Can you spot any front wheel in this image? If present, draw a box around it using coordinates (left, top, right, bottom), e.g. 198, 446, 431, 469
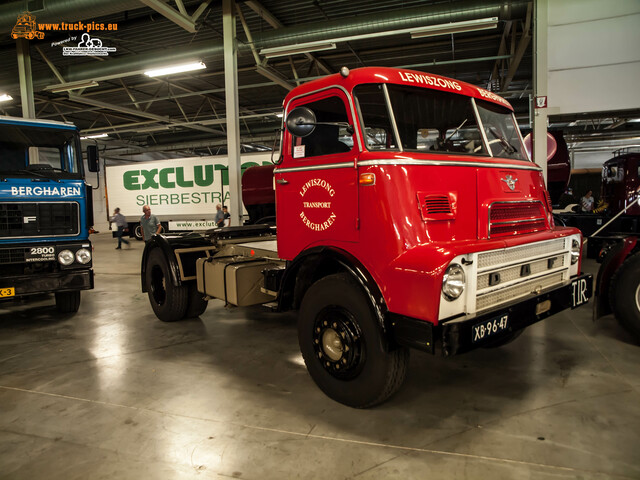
55, 290, 81, 313
610, 253, 640, 342
298, 273, 409, 408
145, 248, 188, 322
134, 225, 143, 241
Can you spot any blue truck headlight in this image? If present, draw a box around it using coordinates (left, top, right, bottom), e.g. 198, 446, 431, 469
75, 248, 91, 264
58, 249, 74, 266
442, 264, 465, 301
571, 239, 580, 265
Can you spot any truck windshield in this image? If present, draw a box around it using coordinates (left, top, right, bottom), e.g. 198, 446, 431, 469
0, 123, 82, 176
354, 83, 527, 161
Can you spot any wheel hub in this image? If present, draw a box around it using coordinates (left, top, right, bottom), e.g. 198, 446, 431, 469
312, 307, 363, 379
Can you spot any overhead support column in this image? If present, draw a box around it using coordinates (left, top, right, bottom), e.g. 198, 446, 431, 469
533, 0, 548, 184
223, 0, 243, 227
16, 39, 36, 119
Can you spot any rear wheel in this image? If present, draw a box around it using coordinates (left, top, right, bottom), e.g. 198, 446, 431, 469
185, 282, 208, 318
298, 273, 409, 408
55, 290, 81, 313
146, 248, 188, 322
134, 225, 143, 241
610, 253, 640, 341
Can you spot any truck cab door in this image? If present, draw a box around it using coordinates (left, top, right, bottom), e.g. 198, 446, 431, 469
275, 89, 360, 260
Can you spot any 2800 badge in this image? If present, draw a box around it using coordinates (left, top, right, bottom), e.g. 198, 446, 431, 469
25, 246, 56, 262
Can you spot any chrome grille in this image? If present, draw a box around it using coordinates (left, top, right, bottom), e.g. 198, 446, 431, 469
477, 238, 566, 270
476, 272, 566, 311
477, 254, 565, 290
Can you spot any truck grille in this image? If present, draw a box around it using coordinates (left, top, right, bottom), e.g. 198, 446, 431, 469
475, 238, 569, 313
0, 203, 79, 238
489, 201, 546, 237
0, 247, 27, 264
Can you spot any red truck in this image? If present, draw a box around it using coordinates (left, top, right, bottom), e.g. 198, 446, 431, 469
141, 67, 592, 407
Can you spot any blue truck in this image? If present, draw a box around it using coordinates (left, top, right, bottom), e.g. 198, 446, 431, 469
0, 116, 97, 313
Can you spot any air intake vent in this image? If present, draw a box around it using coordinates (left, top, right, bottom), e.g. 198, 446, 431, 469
489, 201, 547, 237
424, 195, 452, 214
417, 192, 455, 221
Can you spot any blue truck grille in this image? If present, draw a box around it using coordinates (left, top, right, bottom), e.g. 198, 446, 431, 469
0, 247, 27, 264
0, 203, 79, 238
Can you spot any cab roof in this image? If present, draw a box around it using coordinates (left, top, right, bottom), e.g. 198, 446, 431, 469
0, 115, 77, 130
283, 66, 513, 111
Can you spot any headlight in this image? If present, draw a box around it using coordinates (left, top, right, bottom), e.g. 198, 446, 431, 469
75, 248, 91, 264
442, 264, 465, 301
571, 239, 580, 265
58, 249, 74, 266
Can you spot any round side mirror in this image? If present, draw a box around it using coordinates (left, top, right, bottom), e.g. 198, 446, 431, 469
286, 107, 316, 137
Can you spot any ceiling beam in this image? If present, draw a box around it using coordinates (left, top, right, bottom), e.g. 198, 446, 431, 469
139, 0, 197, 33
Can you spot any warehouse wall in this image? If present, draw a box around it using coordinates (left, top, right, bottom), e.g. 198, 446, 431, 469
547, 0, 640, 115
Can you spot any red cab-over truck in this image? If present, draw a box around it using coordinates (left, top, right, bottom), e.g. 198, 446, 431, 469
141, 67, 593, 407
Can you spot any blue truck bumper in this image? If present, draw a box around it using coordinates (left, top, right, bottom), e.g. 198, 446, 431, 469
0, 268, 93, 299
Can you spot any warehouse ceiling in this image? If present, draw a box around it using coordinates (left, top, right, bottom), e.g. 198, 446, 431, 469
0, 0, 638, 161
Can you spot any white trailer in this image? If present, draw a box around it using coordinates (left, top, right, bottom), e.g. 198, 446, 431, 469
104, 153, 273, 238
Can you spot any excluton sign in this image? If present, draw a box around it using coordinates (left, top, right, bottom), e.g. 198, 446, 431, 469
105, 155, 272, 219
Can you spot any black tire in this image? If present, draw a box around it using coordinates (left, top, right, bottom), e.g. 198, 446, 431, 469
482, 329, 524, 348
298, 273, 409, 408
185, 282, 208, 318
146, 248, 188, 322
134, 225, 143, 241
55, 290, 81, 313
610, 253, 640, 342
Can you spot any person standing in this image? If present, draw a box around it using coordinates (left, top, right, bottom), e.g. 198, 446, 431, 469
140, 205, 162, 242
223, 205, 231, 227
111, 207, 130, 249
580, 190, 594, 212
215, 203, 225, 228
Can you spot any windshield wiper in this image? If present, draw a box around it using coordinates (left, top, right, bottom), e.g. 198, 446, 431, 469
19, 165, 63, 181
487, 127, 517, 155
445, 118, 468, 142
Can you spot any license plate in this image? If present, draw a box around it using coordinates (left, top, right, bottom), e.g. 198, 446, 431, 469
571, 276, 592, 309
472, 314, 509, 344
0, 287, 15, 298
25, 246, 56, 263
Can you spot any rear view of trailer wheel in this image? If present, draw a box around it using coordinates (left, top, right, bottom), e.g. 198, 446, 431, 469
610, 253, 640, 341
298, 273, 409, 408
146, 248, 188, 322
185, 282, 208, 318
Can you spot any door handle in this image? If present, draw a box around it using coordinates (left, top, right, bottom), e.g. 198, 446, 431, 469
276, 178, 289, 185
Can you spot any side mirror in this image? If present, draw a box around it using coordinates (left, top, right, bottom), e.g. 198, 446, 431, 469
286, 107, 316, 137
86, 145, 99, 172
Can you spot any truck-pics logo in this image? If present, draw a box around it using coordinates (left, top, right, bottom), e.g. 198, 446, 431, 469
299, 178, 337, 232
11, 12, 45, 40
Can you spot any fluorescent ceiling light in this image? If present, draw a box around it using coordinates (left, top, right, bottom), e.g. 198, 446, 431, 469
260, 42, 336, 58
80, 133, 108, 139
0, 94, 13, 102
144, 61, 206, 77
46, 80, 99, 93
410, 17, 498, 38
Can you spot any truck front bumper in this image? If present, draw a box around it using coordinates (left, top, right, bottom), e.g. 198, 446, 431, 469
391, 273, 593, 356
0, 269, 94, 299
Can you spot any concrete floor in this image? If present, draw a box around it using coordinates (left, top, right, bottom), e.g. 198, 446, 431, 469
0, 232, 639, 480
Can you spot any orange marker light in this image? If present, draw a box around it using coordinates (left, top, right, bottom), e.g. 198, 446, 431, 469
359, 173, 376, 186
